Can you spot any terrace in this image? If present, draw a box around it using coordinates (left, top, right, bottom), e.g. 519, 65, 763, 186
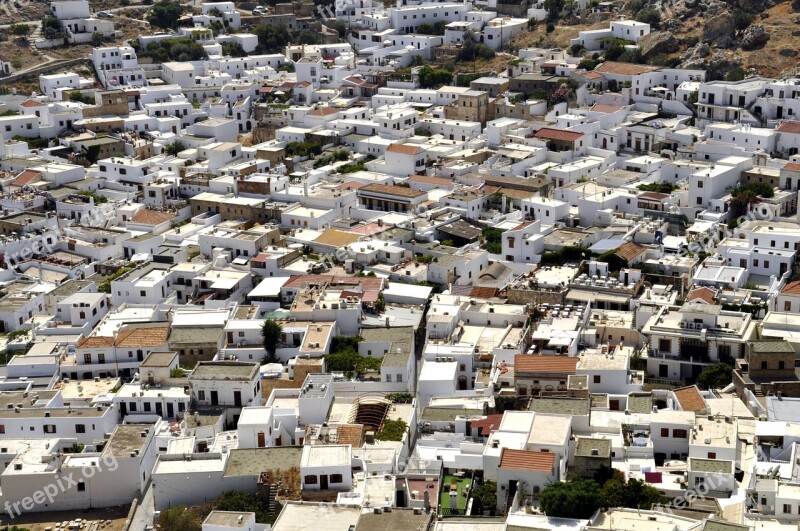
439, 471, 472, 516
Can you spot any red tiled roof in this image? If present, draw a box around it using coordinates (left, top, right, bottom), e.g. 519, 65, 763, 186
514, 354, 579, 374
349, 223, 389, 236
782, 280, 800, 295
449, 285, 498, 299
776, 121, 800, 134
20, 99, 45, 108
687, 286, 716, 304
115, 326, 170, 347
131, 209, 176, 225
499, 448, 555, 472
673, 385, 707, 412
360, 183, 426, 198
295, 81, 311, 88
784, 162, 800, 172
387, 143, 423, 155
76, 336, 114, 349
638, 191, 669, 201
533, 127, 583, 142
591, 104, 623, 114
615, 242, 646, 262
510, 221, 534, 232
595, 61, 659, 76
13, 170, 42, 187
308, 106, 339, 116
583, 71, 604, 80
471, 414, 503, 436
408, 174, 453, 187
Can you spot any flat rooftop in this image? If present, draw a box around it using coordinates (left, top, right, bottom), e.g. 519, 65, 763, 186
224, 447, 303, 477
104, 424, 153, 458
190, 361, 258, 380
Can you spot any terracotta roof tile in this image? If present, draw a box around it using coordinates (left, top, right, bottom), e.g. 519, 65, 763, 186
13, 170, 42, 187
687, 286, 716, 304
308, 107, 339, 117
359, 183, 426, 198
783, 162, 800, 172
615, 242, 646, 262
20, 99, 46, 108
449, 285, 498, 299
131, 209, 176, 225
408, 174, 454, 186
514, 354, 579, 374
115, 325, 170, 348
470, 414, 503, 436
673, 385, 707, 412
76, 336, 114, 349
386, 143, 424, 156
533, 127, 584, 142
776, 121, 800, 134
591, 104, 623, 114
583, 71, 604, 80
782, 280, 800, 295
499, 448, 555, 472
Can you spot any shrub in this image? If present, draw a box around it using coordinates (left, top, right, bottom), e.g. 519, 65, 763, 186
546, 22, 555, 33
732, 9, 755, 30
635, 7, 660, 28
726, 66, 746, 81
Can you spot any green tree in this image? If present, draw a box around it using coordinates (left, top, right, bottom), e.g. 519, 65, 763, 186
540, 479, 604, 518
254, 23, 291, 54
376, 418, 407, 441
91, 32, 105, 47
146, 0, 184, 30
155, 506, 203, 531
635, 7, 660, 29
417, 65, 453, 89
261, 319, 283, 360
221, 41, 247, 57
458, 32, 495, 62
698, 363, 733, 390
164, 140, 186, 156
295, 28, 322, 45
416, 22, 446, 35
544, 0, 564, 21
726, 66, 746, 81
471, 481, 497, 514
42, 16, 62, 40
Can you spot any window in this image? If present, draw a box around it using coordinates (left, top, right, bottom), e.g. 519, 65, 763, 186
44, 425, 56, 434
786, 301, 792, 311
385, 374, 392, 382
198, 390, 206, 401
784, 504, 792, 514
78, 482, 86, 492
0, 425, 4, 434
129, 402, 137, 412
660, 428, 669, 437
84, 354, 92, 364
397, 374, 403, 383
658, 339, 671, 352
697, 180, 703, 188
76, 424, 86, 434
673, 429, 688, 438
593, 375, 601, 384
304, 475, 318, 485
144, 402, 151, 412
98, 354, 105, 364
330, 473, 343, 483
